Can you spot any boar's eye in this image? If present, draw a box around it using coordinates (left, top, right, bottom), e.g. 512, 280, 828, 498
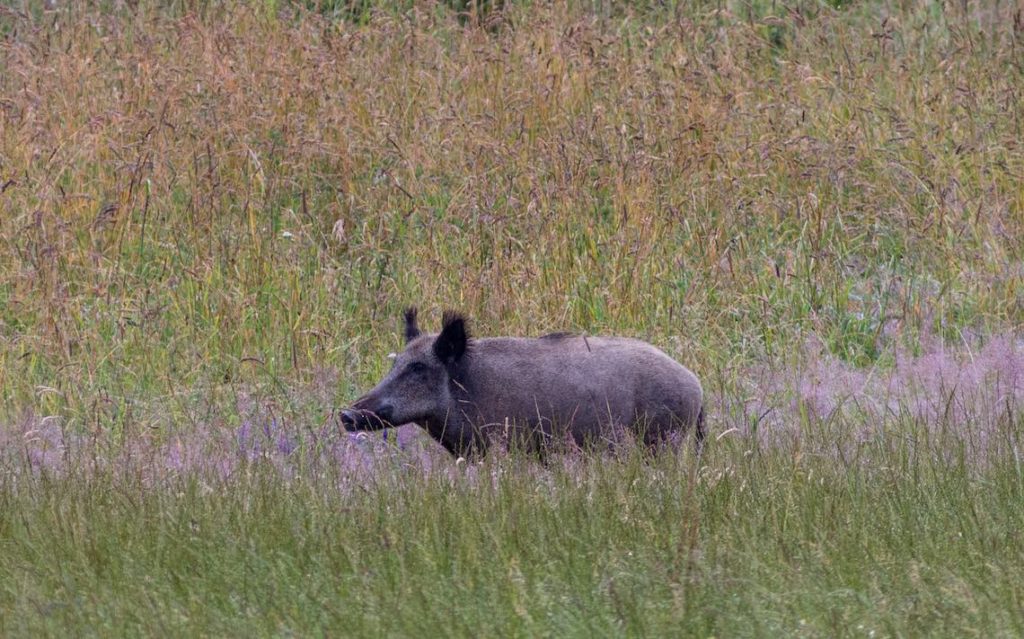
408, 362, 427, 374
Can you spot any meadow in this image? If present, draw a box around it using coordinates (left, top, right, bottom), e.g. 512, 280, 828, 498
1, 0, 1022, 635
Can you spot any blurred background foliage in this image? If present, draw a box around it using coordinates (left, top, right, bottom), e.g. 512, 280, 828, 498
0, 0, 1021, 431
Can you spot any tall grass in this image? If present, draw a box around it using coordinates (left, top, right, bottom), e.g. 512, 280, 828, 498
1, 0, 1023, 635
2, 421, 1022, 636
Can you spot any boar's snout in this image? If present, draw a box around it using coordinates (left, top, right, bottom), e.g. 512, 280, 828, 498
338, 409, 362, 431
339, 397, 395, 432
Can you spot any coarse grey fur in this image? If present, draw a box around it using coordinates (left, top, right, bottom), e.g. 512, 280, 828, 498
341, 308, 705, 458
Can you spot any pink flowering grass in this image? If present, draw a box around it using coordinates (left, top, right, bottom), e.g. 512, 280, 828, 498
0, 404, 445, 486
4, 332, 1020, 484
710, 331, 1022, 468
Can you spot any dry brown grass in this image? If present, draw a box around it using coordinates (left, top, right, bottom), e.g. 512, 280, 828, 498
0, 1, 1021, 424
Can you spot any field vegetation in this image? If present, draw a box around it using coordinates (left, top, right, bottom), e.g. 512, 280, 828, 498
1, 0, 1022, 635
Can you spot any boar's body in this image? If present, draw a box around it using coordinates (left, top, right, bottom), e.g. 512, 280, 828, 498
453, 335, 702, 447
341, 310, 704, 458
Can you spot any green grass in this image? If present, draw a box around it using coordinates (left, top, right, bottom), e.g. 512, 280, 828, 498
2, 434, 1022, 637
1, 0, 1023, 635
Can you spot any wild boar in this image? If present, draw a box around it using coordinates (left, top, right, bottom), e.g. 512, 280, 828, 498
340, 308, 704, 457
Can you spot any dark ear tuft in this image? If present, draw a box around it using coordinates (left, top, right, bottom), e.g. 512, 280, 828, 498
433, 310, 470, 365
404, 307, 421, 343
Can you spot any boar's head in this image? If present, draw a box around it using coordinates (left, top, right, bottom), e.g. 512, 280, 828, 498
340, 307, 469, 432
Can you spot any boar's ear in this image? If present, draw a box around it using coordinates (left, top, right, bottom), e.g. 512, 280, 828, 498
404, 307, 421, 343
433, 311, 469, 365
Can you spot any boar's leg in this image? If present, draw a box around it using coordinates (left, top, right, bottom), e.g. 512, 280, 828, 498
694, 406, 706, 456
